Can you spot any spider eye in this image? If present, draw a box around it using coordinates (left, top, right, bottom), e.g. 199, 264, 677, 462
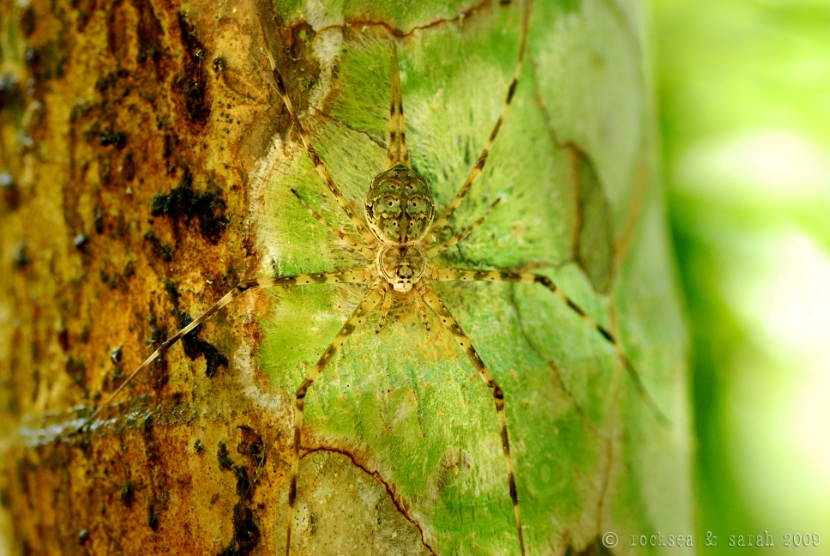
388, 201, 393, 206
412, 202, 417, 207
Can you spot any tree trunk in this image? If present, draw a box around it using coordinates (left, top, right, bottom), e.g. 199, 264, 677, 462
0, 0, 693, 554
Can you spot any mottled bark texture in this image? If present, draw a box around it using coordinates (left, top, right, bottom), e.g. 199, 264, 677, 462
0, 0, 693, 555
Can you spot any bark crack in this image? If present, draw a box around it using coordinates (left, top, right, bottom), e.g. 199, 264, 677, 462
528, 56, 616, 295
301, 444, 438, 556
613, 159, 648, 266
506, 284, 606, 440
315, 0, 497, 39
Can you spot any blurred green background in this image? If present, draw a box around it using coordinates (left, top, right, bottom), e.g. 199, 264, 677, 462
653, 0, 830, 552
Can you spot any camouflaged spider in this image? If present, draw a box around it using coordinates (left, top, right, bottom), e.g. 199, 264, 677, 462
80, 1, 666, 554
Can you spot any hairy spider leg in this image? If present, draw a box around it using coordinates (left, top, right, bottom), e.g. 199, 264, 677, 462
417, 283, 525, 556
427, 0, 531, 243
286, 281, 388, 556
384, 46, 411, 170
375, 288, 395, 333
432, 267, 669, 425
78, 268, 376, 431
290, 188, 375, 259
258, 26, 376, 247
426, 198, 502, 257
413, 288, 431, 332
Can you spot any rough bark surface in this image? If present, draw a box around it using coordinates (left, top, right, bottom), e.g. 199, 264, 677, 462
0, 0, 692, 555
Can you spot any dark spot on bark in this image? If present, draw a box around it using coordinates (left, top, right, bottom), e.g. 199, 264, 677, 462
65, 356, 86, 388
147, 503, 160, 531
163, 280, 180, 307
19, 4, 36, 37
174, 12, 210, 124
217, 437, 262, 556
237, 426, 266, 469
142, 413, 154, 435
99, 128, 127, 148
143, 231, 173, 261
162, 280, 228, 378
134, 0, 165, 65
194, 439, 204, 455
94, 69, 130, 95
12, 242, 28, 268
150, 168, 228, 243
121, 150, 136, 180
178, 311, 228, 378
72, 0, 96, 31
120, 482, 134, 508
217, 442, 234, 471
110, 345, 123, 365
1, 172, 19, 208
0, 73, 22, 112
73, 234, 88, 251
94, 206, 104, 234
58, 326, 69, 352
213, 56, 227, 73
24, 37, 67, 83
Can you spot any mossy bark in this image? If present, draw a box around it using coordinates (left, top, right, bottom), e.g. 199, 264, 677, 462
0, 0, 692, 554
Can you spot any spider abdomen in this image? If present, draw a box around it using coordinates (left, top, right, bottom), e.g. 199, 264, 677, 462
365, 163, 435, 245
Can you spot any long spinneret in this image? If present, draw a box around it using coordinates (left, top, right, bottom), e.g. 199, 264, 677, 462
78, 1, 667, 554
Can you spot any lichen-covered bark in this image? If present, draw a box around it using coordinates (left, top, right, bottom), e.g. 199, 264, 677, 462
0, 0, 692, 555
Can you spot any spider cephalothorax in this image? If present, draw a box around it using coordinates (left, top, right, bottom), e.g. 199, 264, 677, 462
376, 243, 427, 292
364, 163, 435, 246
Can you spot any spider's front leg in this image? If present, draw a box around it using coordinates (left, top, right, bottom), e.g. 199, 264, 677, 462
415, 283, 526, 556
78, 266, 376, 431
432, 267, 669, 425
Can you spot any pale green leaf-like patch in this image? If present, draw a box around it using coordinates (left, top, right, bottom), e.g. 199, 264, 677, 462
253, 0, 692, 553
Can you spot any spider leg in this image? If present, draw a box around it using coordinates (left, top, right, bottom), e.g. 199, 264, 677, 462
427, 0, 531, 242
286, 281, 386, 555
375, 287, 394, 333
412, 288, 431, 332
290, 188, 374, 258
384, 46, 411, 169
77, 267, 376, 432
416, 283, 525, 556
258, 25, 376, 246
432, 267, 669, 425
425, 198, 501, 256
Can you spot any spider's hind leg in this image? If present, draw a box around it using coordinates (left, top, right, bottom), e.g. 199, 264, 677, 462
417, 283, 526, 556
286, 281, 386, 555
432, 267, 670, 425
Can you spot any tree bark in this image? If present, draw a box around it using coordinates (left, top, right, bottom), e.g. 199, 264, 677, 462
0, 0, 693, 554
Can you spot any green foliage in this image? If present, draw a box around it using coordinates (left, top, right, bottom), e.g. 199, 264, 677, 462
656, 0, 830, 551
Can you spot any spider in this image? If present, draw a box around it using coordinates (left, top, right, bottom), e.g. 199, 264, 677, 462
79, 1, 666, 554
